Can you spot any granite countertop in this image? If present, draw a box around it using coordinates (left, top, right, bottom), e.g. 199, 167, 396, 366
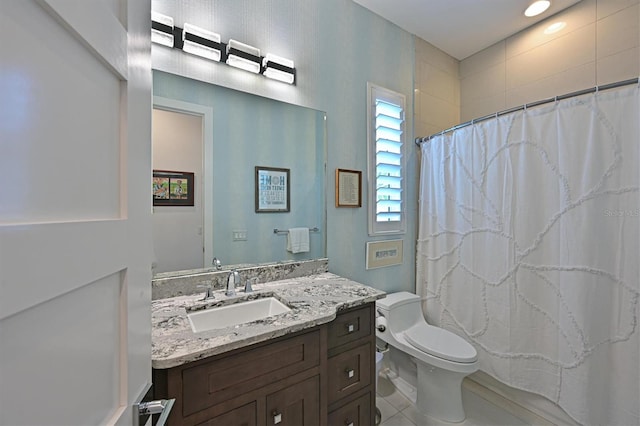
152, 272, 386, 369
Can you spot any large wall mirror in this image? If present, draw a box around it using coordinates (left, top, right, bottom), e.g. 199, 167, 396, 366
152, 70, 327, 275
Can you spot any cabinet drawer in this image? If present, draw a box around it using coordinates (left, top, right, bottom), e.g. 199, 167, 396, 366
327, 305, 372, 349
266, 375, 320, 426
328, 392, 371, 426
182, 331, 320, 417
197, 401, 257, 426
327, 343, 371, 404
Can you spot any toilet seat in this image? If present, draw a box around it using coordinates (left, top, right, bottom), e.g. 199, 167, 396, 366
404, 324, 477, 363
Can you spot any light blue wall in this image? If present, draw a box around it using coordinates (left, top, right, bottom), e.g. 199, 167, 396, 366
152, 0, 416, 293
154, 72, 326, 264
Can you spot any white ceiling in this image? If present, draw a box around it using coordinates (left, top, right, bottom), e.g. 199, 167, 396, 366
352, 0, 582, 60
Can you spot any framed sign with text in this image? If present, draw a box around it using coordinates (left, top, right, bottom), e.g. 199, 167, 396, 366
255, 166, 290, 213
366, 239, 403, 269
335, 168, 362, 207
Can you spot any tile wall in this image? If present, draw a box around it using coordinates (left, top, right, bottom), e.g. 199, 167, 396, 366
460, 0, 639, 122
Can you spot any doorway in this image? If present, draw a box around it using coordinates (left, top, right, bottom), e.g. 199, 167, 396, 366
152, 108, 204, 273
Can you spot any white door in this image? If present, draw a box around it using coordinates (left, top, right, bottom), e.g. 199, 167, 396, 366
0, 1, 152, 425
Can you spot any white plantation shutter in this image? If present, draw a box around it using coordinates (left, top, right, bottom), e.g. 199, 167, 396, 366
367, 83, 406, 235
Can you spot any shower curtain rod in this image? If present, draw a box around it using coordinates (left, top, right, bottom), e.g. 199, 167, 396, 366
415, 77, 639, 145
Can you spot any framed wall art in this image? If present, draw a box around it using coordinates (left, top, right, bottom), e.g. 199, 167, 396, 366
153, 170, 194, 206
366, 239, 403, 269
255, 166, 290, 213
336, 168, 362, 207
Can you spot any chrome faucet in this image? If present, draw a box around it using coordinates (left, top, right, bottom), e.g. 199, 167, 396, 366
225, 270, 240, 296
212, 257, 222, 270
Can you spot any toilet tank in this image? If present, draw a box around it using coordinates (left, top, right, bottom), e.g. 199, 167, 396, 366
376, 292, 424, 332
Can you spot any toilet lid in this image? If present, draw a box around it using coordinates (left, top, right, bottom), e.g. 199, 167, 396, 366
404, 324, 478, 363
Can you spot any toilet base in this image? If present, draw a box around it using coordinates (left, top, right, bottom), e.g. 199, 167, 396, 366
416, 361, 467, 423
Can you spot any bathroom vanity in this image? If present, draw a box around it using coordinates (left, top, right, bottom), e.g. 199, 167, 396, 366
151, 272, 385, 425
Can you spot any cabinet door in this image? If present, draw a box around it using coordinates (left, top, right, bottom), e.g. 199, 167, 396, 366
266, 375, 320, 426
198, 401, 257, 426
328, 393, 371, 426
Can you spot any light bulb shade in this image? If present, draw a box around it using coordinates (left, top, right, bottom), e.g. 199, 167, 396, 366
544, 21, 566, 34
151, 11, 174, 47
262, 53, 295, 84
525, 0, 551, 17
226, 39, 261, 74
182, 23, 222, 61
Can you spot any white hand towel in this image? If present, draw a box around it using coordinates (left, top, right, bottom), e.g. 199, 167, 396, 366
287, 227, 310, 254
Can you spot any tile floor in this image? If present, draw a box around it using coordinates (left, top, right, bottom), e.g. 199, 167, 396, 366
376, 374, 530, 426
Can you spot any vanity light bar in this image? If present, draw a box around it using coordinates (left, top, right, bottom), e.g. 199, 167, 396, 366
226, 39, 262, 74
151, 11, 175, 47
151, 12, 297, 84
262, 53, 295, 84
182, 23, 222, 62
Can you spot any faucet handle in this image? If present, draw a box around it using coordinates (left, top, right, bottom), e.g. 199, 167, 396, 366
197, 282, 215, 300
244, 277, 257, 293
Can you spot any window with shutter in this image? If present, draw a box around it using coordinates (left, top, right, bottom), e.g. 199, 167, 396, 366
367, 83, 406, 235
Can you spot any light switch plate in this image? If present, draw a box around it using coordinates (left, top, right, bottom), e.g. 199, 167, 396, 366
232, 230, 247, 241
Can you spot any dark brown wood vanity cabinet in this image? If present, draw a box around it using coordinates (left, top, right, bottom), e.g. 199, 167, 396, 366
326, 304, 375, 426
153, 302, 375, 426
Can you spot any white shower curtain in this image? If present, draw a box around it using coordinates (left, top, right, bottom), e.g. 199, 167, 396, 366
417, 84, 639, 425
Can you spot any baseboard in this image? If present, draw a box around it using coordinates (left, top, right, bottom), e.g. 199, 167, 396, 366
463, 372, 579, 426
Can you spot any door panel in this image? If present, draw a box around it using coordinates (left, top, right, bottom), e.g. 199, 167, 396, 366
1, 274, 124, 424
0, 0, 151, 424
0, 0, 122, 224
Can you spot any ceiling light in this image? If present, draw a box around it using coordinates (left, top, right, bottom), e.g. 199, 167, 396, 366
262, 54, 295, 84
225, 39, 261, 74
544, 21, 566, 34
151, 11, 174, 47
182, 23, 222, 61
524, 0, 551, 17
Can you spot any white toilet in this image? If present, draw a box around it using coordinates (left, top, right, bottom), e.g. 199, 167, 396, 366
376, 292, 478, 423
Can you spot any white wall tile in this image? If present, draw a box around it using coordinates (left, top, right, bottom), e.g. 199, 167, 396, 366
460, 42, 505, 79
506, 24, 596, 89
415, 37, 459, 75
596, 0, 639, 19
597, 46, 640, 84
506, 62, 595, 108
459, 0, 638, 121
597, 4, 639, 58
414, 36, 460, 137
461, 94, 506, 122
461, 62, 505, 101
506, 0, 596, 59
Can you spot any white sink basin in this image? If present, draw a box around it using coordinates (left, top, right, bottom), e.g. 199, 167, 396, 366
187, 297, 291, 333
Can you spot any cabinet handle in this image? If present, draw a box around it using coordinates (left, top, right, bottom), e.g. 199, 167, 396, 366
272, 410, 282, 424
345, 368, 355, 378
346, 323, 355, 333
344, 420, 354, 426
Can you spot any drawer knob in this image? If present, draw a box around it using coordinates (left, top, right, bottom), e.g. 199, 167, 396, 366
345, 420, 354, 426
345, 368, 355, 378
346, 323, 355, 333
273, 411, 282, 424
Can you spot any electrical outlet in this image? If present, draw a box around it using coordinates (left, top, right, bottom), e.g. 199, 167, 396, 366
232, 230, 247, 241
